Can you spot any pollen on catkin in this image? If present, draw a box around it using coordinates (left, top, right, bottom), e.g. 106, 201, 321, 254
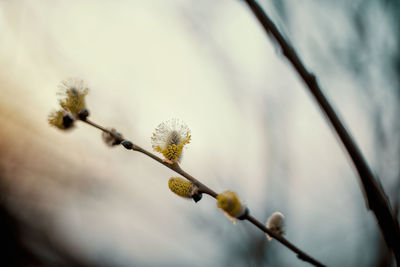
168, 177, 195, 198
57, 78, 89, 116
266, 212, 285, 241
216, 191, 245, 223
151, 119, 191, 163
48, 109, 75, 130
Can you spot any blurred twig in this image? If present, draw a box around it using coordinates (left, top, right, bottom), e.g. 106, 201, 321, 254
81, 118, 325, 267
243, 0, 400, 263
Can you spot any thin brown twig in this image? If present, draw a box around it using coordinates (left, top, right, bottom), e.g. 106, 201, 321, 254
245, 215, 324, 266
243, 0, 400, 263
84, 119, 217, 197
80, 118, 325, 267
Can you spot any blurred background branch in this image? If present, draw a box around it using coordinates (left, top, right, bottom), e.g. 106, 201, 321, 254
243, 0, 400, 263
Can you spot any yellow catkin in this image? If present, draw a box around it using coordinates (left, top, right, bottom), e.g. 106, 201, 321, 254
58, 79, 89, 116
151, 119, 191, 163
168, 177, 194, 198
48, 110, 73, 130
163, 144, 183, 162
216, 191, 243, 218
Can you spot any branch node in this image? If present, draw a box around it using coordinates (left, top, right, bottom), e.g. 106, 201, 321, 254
78, 108, 90, 121
121, 140, 133, 150
192, 190, 203, 203
237, 207, 249, 220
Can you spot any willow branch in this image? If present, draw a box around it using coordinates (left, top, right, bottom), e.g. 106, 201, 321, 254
80, 118, 325, 267
243, 0, 400, 262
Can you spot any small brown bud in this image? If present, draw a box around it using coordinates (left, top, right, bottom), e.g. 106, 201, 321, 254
102, 128, 123, 147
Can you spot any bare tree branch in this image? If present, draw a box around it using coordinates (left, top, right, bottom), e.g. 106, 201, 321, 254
243, 0, 400, 263
81, 118, 326, 267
